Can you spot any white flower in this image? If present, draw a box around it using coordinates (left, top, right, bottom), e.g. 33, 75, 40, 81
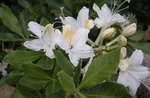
24, 21, 62, 58
117, 49, 150, 96
0, 61, 8, 76
60, 6, 94, 32
93, 3, 125, 31
58, 25, 95, 67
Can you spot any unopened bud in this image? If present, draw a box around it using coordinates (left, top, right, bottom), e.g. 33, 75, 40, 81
120, 47, 127, 59
100, 28, 116, 39
122, 23, 136, 37
118, 35, 127, 47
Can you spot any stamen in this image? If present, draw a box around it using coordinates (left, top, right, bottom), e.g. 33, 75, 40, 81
54, 26, 63, 29
114, 0, 127, 13
60, 7, 65, 19
116, 6, 129, 13
53, 21, 62, 25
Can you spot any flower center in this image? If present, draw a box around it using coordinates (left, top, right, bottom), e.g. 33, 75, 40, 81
62, 25, 74, 48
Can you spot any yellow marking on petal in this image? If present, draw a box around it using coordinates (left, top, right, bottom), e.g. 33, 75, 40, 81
62, 25, 74, 47
84, 20, 91, 30
44, 24, 54, 33
121, 58, 130, 72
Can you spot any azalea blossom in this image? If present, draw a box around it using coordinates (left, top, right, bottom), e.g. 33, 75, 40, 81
58, 25, 95, 66
0, 61, 8, 76
60, 6, 94, 32
24, 21, 62, 58
93, 3, 125, 31
117, 49, 150, 96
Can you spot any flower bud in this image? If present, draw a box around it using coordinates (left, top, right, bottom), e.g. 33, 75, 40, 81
122, 23, 136, 37
120, 47, 127, 59
118, 35, 127, 47
100, 28, 116, 40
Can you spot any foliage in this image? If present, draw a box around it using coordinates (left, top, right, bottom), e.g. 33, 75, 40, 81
0, 0, 150, 98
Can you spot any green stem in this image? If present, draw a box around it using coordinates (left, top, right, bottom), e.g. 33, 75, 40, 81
94, 31, 101, 45
106, 44, 119, 51
87, 38, 95, 47
106, 35, 121, 47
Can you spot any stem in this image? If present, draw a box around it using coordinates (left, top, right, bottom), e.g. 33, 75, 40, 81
87, 38, 95, 47
94, 31, 102, 45
82, 57, 93, 78
106, 35, 121, 47
94, 46, 105, 51
106, 44, 119, 51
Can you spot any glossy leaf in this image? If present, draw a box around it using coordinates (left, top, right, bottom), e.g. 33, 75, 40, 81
19, 76, 50, 90
22, 63, 52, 80
17, 85, 42, 98
79, 49, 120, 89
57, 71, 75, 92
4, 50, 42, 69
0, 4, 24, 38
53, 50, 73, 76
81, 82, 132, 98
37, 56, 54, 70
128, 42, 150, 55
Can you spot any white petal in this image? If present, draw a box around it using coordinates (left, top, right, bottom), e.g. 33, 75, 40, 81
127, 74, 141, 96
117, 72, 140, 96
68, 52, 80, 67
72, 44, 95, 59
77, 6, 89, 26
60, 16, 79, 32
111, 14, 125, 23
45, 44, 55, 59
28, 21, 43, 37
93, 3, 102, 18
73, 28, 89, 47
94, 18, 105, 28
117, 72, 130, 87
128, 65, 150, 80
129, 49, 144, 66
24, 39, 47, 51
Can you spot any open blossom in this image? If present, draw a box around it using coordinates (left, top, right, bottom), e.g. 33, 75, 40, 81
93, 3, 125, 31
58, 25, 95, 66
117, 49, 150, 96
0, 61, 8, 76
24, 21, 61, 58
60, 6, 94, 32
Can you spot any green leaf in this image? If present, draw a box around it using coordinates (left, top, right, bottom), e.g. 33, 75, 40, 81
40, 17, 49, 26
73, 60, 82, 86
19, 76, 50, 90
129, 30, 144, 42
0, 71, 24, 86
81, 82, 132, 98
53, 50, 73, 76
17, 85, 42, 98
11, 89, 26, 98
4, 50, 42, 69
128, 42, 150, 55
57, 71, 76, 92
19, 10, 30, 38
75, 92, 87, 98
0, 31, 24, 41
46, 81, 60, 94
22, 63, 52, 80
0, 4, 24, 38
37, 56, 54, 70
79, 49, 120, 89
17, 0, 32, 12
64, 0, 73, 11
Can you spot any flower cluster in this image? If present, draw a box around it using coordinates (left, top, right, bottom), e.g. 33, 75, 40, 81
23, 2, 150, 96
